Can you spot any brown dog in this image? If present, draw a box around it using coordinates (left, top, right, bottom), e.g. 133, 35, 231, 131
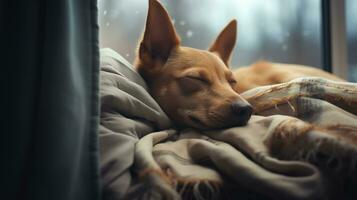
135, 0, 343, 130
135, 0, 252, 130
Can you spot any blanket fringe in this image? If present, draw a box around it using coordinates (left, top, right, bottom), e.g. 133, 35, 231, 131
177, 180, 221, 200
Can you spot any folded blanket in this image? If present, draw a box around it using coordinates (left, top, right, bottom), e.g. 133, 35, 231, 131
99, 48, 357, 200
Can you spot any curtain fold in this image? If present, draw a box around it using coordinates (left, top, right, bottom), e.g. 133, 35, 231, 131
1, 0, 100, 200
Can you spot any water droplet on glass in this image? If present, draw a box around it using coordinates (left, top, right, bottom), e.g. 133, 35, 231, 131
179, 20, 186, 26
277, 37, 284, 44
186, 30, 193, 38
126, 53, 130, 57
303, 30, 310, 37
282, 44, 288, 51
106, 22, 110, 27
103, 10, 107, 15
135, 10, 140, 14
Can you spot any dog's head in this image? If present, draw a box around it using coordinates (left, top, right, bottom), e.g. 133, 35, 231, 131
135, 0, 252, 130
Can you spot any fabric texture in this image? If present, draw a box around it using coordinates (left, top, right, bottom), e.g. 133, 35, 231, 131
1, 1, 100, 200
99, 48, 172, 199
99, 48, 357, 200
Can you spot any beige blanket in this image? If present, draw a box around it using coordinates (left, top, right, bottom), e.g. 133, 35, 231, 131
99, 48, 357, 200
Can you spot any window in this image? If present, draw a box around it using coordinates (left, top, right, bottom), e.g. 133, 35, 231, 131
98, 0, 322, 68
98, 0, 356, 81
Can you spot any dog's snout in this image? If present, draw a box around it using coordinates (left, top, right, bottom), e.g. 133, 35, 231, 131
231, 101, 253, 124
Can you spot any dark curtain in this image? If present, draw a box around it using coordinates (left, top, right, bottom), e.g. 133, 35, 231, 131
1, 0, 100, 200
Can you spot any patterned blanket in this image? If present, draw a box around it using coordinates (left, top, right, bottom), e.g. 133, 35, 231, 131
99, 48, 357, 200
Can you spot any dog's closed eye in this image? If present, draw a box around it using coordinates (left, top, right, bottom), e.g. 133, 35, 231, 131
177, 76, 208, 94
228, 79, 237, 85
186, 75, 209, 84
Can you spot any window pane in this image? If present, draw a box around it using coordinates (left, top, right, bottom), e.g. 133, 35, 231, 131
346, 0, 357, 81
98, 0, 321, 69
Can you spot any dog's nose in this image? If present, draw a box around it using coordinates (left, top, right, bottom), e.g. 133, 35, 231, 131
231, 101, 253, 124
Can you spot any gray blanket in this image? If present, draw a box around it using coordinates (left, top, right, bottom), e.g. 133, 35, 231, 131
99, 48, 357, 200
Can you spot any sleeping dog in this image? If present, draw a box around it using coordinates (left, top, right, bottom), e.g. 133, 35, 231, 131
135, 0, 344, 130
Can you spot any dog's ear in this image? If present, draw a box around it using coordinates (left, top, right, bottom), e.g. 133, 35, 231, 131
139, 0, 180, 63
209, 20, 237, 66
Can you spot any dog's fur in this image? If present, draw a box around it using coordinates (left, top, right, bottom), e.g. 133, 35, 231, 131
234, 62, 344, 93
135, 0, 344, 130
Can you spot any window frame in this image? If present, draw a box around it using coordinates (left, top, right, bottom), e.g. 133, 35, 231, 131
321, 0, 348, 79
